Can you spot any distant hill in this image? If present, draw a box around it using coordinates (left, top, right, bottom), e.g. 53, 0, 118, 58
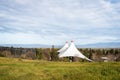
78, 42, 120, 48
0, 44, 52, 48
0, 42, 120, 48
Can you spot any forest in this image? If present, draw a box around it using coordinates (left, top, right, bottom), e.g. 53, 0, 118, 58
0, 46, 120, 62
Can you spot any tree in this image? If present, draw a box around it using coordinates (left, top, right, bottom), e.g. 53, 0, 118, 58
36, 48, 42, 60
50, 45, 58, 61
88, 48, 92, 59
1, 50, 11, 57
25, 51, 36, 60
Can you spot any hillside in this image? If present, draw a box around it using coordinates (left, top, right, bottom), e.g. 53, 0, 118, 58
0, 57, 120, 80
79, 42, 120, 48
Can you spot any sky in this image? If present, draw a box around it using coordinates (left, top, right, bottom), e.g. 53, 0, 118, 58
0, 0, 120, 45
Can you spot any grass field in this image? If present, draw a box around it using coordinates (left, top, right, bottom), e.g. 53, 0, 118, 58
0, 57, 120, 80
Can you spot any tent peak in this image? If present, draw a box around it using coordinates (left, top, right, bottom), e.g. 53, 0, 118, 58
66, 41, 68, 43
71, 40, 74, 42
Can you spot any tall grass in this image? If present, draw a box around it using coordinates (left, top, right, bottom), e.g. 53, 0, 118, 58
0, 57, 120, 80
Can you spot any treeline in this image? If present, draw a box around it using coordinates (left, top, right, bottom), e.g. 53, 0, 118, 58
0, 46, 36, 59
79, 48, 120, 62
0, 46, 120, 62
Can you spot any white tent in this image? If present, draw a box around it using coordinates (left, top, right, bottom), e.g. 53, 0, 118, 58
57, 41, 69, 53
58, 41, 93, 62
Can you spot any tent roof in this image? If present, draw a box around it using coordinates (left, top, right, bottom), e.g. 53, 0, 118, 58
57, 41, 69, 53
58, 41, 93, 62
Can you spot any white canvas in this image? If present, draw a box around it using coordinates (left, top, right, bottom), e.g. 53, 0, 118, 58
57, 42, 69, 53
58, 41, 93, 62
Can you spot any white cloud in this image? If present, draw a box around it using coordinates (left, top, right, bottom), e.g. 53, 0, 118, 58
0, 33, 45, 44
15, 0, 33, 5
0, 13, 7, 17
0, 0, 120, 45
76, 36, 118, 45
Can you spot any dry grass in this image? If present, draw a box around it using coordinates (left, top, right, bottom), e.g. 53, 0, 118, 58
0, 57, 120, 80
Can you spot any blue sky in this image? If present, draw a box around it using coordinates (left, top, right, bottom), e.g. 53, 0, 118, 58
0, 0, 120, 45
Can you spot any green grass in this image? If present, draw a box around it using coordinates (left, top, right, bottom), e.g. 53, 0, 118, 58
0, 57, 120, 80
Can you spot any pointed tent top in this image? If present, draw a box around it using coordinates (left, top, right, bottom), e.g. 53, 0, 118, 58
71, 40, 74, 43
57, 41, 69, 53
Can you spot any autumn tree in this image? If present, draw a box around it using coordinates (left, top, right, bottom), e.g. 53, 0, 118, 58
36, 48, 43, 60
50, 45, 58, 61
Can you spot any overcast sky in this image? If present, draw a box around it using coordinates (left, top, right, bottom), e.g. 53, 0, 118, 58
0, 0, 120, 45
